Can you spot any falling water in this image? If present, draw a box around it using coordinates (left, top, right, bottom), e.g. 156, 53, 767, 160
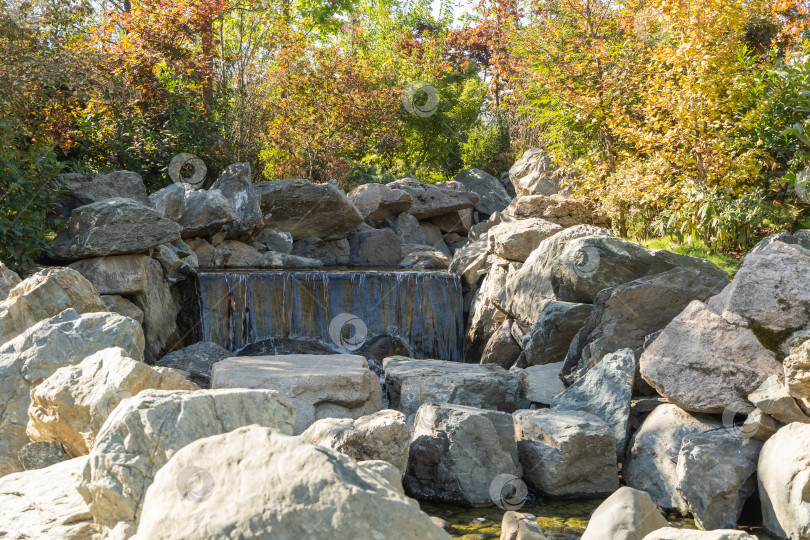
197, 270, 466, 362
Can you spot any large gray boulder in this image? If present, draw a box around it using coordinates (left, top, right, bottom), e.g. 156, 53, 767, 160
256, 179, 363, 240
515, 300, 591, 367
639, 301, 781, 414
54, 170, 150, 221
27, 347, 197, 458
623, 404, 722, 511
508, 148, 567, 197
552, 348, 635, 459
0, 456, 98, 539
302, 409, 410, 475
383, 357, 518, 423
0, 309, 144, 477
449, 235, 489, 288
210, 162, 263, 238
50, 198, 181, 260
78, 389, 296, 538
500, 511, 545, 540
131, 258, 180, 363
0, 267, 106, 347
675, 430, 762, 530
580, 486, 668, 540
405, 403, 520, 505
480, 318, 522, 369
516, 362, 566, 407
136, 425, 451, 540
347, 183, 413, 222
501, 227, 727, 324
67, 254, 149, 295
748, 374, 810, 424
101, 294, 144, 324
487, 218, 563, 262
513, 409, 618, 497
211, 355, 381, 434
563, 268, 728, 383
253, 227, 293, 253
466, 261, 514, 361
709, 240, 810, 343
389, 177, 480, 219
454, 168, 512, 215
150, 183, 236, 238
156, 341, 232, 387
349, 228, 403, 266
0, 261, 21, 300
505, 193, 599, 228
758, 422, 810, 539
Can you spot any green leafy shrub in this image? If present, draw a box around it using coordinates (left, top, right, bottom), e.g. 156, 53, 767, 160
0, 122, 64, 273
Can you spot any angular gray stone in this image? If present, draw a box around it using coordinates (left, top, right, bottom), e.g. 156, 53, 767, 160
176, 187, 235, 238
563, 268, 728, 384
642, 529, 757, 540
748, 229, 810, 255
640, 301, 782, 414
136, 426, 451, 540
748, 374, 810, 424
0, 261, 21, 300
156, 341, 232, 387
516, 300, 591, 368
348, 183, 413, 222
301, 409, 410, 475
553, 349, 635, 459
580, 486, 668, 540
449, 235, 489, 288
16, 441, 69, 471
68, 254, 148, 295
480, 318, 521, 369
221, 239, 263, 267
384, 357, 518, 423
292, 236, 339, 266
487, 218, 562, 262
0, 267, 106, 348
419, 221, 452, 257
400, 248, 451, 269
405, 403, 520, 505
211, 355, 381, 434
454, 168, 512, 216
187, 237, 224, 268
388, 177, 480, 219
500, 511, 545, 540
709, 240, 810, 341
51, 198, 181, 260
0, 456, 98, 539
513, 409, 618, 497
466, 261, 514, 361
393, 212, 427, 244
675, 430, 762, 530
758, 422, 810, 539
131, 258, 179, 363
623, 404, 722, 511
0, 309, 144, 477
254, 227, 293, 253
785, 337, 810, 400
349, 228, 402, 266
509, 148, 567, 197
260, 250, 324, 269
55, 170, 150, 221
517, 362, 565, 406
256, 178, 363, 240
741, 409, 780, 441
210, 162, 263, 239
430, 209, 473, 233
505, 193, 598, 228
78, 389, 296, 537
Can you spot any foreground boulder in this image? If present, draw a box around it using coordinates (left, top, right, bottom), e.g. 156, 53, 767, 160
384, 357, 518, 423
709, 240, 810, 344
211, 354, 381, 433
347, 182, 413, 222
0, 267, 106, 347
0, 309, 144, 477
156, 341, 232, 387
67, 254, 149, 295
758, 422, 810, 539
27, 347, 197, 457
454, 168, 512, 215
675, 430, 762, 530
580, 486, 668, 540
552, 348, 635, 459
487, 218, 562, 262
640, 301, 781, 414
405, 403, 520, 505
480, 318, 522, 368
210, 162, 263, 238
136, 425, 451, 540
623, 404, 721, 511
513, 409, 618, 497
256, 179, 363, 240
51, 198, 182, 260
0, 457, 97, 539
79, 389, 296, 538
150, 184, 236, 238
389, 177, 480, 219
302, 409, 410, 475
515, 300, 591, 367
642, 529, 757, 540
0, 261, 21, 300
131, 258, 180, 363
505, 193, 597, 228
54, 170, 150, 221
563, 268, 728, 383
516, 362, 566, 407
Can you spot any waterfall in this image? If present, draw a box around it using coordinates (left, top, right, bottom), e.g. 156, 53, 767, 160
197, 270, 466, 362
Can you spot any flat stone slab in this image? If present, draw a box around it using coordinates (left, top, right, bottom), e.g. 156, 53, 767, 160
212, 354, 382, 433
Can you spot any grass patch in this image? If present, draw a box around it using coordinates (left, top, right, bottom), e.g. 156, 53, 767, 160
639, 236, 741, 279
